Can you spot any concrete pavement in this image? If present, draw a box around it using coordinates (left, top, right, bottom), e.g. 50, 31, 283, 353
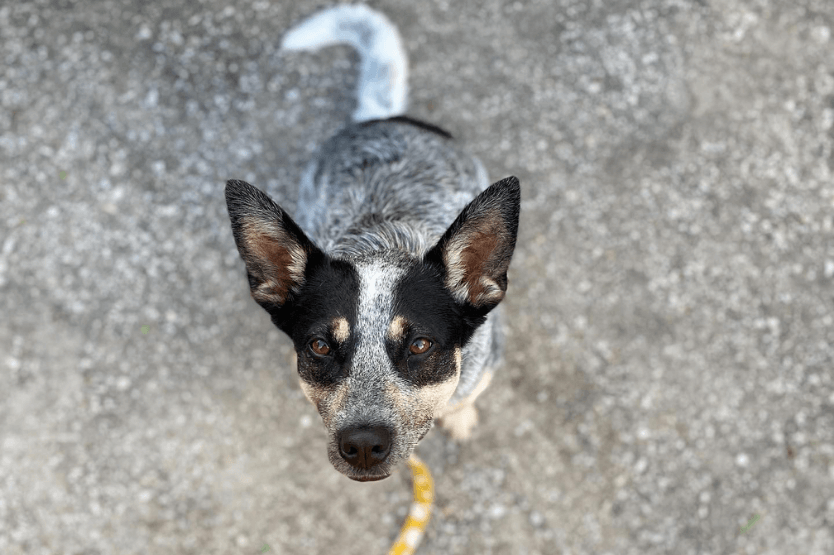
1, 1, 832, 553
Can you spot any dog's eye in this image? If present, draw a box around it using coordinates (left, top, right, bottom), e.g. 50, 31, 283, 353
409, 338, 432, 355
310, 338, 331, 357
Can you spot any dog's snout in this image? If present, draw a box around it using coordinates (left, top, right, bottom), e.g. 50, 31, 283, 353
337, 425, 393, 470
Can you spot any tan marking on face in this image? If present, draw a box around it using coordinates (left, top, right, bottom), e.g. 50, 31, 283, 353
387, 315, 407, 341
329, 380, 350, 415
412, 346, 462, 420
382, 348, 462, 431
299, 377, 349, 428
419, 372, 461, 419
385, 379, 412, 425
383, 373, 458, 430
299, 378, 325, 408
332, 317, 350, 344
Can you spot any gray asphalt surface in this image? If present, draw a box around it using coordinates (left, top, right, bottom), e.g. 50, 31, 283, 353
1, 1, 833, 554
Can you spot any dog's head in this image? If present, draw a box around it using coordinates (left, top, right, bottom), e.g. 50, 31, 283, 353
225, 177, 520, 481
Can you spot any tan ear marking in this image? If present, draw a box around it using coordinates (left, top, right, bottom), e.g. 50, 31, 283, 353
242, 218, 307, 304
443, 215, 508, 306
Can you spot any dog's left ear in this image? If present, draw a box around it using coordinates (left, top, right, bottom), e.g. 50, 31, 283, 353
425, 176, 520, 313
225, 179, 322, 312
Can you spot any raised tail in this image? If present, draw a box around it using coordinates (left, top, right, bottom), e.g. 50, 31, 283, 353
281, 4, 408, 122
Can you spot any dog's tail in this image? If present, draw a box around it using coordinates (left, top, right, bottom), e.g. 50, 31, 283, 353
281, 4, 408, 123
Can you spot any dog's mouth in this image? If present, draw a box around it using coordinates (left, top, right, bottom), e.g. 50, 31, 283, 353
348, 473, 391, 482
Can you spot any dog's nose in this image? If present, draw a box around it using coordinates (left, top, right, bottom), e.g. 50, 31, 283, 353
337, 425, 393, 470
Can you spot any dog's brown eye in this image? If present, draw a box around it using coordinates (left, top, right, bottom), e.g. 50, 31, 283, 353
310, 339, 331, 356
409, 338, 432, 355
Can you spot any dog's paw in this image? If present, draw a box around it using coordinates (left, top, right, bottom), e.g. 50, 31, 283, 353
438, 404, 479, 441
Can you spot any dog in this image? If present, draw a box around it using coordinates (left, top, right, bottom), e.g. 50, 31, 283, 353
225, 4, 520, 482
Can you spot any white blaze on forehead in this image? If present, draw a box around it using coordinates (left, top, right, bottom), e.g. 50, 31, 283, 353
356, 260, 403, 329
352, 259, 405, 373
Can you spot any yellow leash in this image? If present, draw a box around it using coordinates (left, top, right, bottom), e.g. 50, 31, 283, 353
388, 454, 434, 555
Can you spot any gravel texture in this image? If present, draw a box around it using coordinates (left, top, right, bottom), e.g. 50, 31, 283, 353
2, 0, 833, 554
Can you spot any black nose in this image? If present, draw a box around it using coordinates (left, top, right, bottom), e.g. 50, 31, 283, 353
337, 425, 393, 470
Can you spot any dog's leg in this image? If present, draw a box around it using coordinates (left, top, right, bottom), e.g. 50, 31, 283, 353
437, 402, 480, 441
435, 371, 493, 441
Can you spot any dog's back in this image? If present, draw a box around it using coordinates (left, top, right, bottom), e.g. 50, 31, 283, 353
296, 118, 490, 258
283, 6, 491, 258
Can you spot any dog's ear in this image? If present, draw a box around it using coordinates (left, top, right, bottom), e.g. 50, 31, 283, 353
425, 176, 520, 313
225, 180, 322, 310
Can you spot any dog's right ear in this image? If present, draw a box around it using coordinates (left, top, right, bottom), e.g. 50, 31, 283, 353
225, 180, 321, 311
425, 176, 521, 316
